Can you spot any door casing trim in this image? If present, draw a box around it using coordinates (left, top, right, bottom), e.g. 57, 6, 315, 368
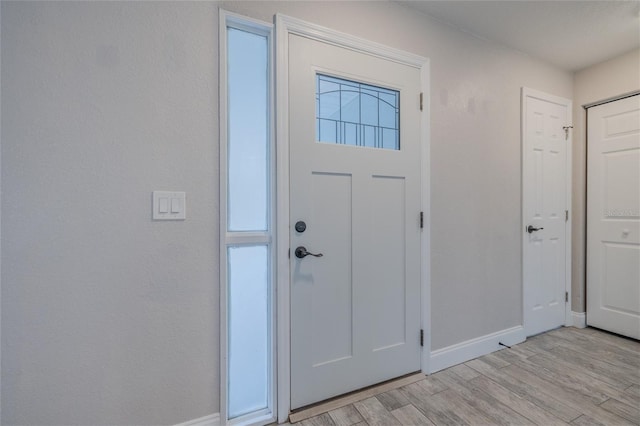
275, 14, 431, 423
521, 87, 573, 336
583, 90, 640, 110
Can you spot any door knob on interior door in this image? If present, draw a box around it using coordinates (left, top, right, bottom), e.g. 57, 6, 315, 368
295, 246, 323, 259
527, 225, 544, 233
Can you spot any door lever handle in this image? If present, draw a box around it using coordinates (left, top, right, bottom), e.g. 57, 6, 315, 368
527, 225, 544, 233
295, 246, 323, 259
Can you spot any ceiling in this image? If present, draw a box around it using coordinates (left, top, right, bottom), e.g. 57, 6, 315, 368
399, 0, 640, 72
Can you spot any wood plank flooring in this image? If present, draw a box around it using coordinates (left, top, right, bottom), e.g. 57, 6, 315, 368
290, 327, 640, 425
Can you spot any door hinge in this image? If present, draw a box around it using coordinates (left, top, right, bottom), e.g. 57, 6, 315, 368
565, 291, 569, 303
420, 329, 424, 347
562, 125, 573, 141
420, 211, 424, 229
420, 92, 423, 111
565, 210, 569, 222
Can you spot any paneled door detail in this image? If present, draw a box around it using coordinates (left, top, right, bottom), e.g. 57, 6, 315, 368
523, 89, 571, 337
289, 34, 423, 409
587, 94, 640, 339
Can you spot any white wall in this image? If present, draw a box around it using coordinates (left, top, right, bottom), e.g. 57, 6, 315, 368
571, 49, 640, 312
1, 1, 573, 424
0, 3, 3, 421
1, 2, 219, 424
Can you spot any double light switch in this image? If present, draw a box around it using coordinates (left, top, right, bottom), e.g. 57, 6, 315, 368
153, 191, 186, 220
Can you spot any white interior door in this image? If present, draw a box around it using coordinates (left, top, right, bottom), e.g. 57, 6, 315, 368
522, 89, 571, 337
587, 94, 640, 339
289, 34, 422, 409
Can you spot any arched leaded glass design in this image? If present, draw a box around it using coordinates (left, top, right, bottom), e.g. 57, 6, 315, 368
316, 74, 400, 150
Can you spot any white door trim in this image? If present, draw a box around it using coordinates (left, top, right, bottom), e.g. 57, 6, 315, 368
521, 87, 573, 332
275, 14, 430, 422
583, 90, 640, 110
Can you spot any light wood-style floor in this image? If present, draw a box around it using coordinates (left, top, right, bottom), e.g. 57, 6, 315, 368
291, 327, 640, 425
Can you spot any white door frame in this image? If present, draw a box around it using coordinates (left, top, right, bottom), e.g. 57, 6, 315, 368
521, 87, 573, 333
275, 14, 430, 422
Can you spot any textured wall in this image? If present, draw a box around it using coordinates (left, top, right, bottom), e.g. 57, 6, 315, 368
1, 2, 219, 424
571, 49, 640, 312
2, 1, 574, 424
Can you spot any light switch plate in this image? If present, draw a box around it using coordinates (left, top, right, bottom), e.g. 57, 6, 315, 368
153, 191, 186, 220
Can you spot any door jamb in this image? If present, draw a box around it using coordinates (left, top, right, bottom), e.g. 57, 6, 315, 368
275, 14, 431, 422
521, 87, 573, 335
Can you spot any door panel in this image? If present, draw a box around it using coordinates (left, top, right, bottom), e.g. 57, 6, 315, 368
370, 175, 406, 351
523, 92, 570, 336
309, 172, 353, 365
289, 34, 422, 409
587, 95, 640, 339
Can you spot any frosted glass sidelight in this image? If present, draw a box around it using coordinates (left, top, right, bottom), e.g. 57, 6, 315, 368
228, 28, 269, 231
316, 74, 400, 150
228, 245, 270, 418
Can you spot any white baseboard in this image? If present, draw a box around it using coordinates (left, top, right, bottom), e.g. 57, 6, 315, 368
175, 413, 220, 426
429, 325, 526, 373
571, 311, 587, 328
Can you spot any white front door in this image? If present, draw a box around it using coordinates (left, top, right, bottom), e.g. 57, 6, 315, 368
522, 89, 571, 337
289, 34, 423, 409
587, 94, 640, 339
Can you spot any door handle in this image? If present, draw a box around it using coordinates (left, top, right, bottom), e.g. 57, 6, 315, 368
295, 246, 323, 259
527, 225, 544, 233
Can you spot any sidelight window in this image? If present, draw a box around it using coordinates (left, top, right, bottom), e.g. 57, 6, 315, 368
221, 11, 274, 426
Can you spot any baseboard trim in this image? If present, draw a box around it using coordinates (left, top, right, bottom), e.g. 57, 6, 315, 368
571, 311, 587, 328
175, 413, 220, 426
429, 325, 526, 373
